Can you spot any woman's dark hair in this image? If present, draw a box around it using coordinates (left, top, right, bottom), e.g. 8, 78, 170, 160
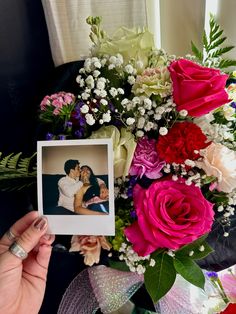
81, 165, 99, 187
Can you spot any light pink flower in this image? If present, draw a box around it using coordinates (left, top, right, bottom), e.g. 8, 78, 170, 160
219, 267, 236, 302
125, 179, 214, 256
69, 235, 111, 266
129, 137, 165, 179
196, 143, 236, 193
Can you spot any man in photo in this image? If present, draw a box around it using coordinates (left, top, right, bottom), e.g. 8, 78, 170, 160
58, 159, 82, 212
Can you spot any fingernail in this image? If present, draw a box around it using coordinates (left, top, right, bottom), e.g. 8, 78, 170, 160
42, 234, 52, 241
33, 217, 47, 231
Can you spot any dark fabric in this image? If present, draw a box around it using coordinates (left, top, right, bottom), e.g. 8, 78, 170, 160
0, 0, 54, 154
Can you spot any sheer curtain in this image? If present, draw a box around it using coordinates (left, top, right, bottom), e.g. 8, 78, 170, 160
41, 0, 148, 66
42, 0, 236, 66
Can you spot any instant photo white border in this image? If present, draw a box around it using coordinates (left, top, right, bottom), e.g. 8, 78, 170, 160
37, 139, 115, 235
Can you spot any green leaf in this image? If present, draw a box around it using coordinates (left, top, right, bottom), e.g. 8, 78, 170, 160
144, 252, 176, 303
175, 234, 214, 260
174, 257, 205, 289
108, 259, 130, 272
176, 240, 213, 260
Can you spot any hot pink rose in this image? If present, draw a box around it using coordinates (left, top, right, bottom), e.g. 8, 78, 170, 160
125, 179, 214, 256
129, 137, 165, 179
168, 59, 229, 117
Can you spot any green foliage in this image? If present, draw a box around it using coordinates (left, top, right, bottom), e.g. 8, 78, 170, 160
191, 14, 236, 71
0, 152, 37, 191
144, 251, 176, 303
173, 257, 205, 289
108, 259, 130, 272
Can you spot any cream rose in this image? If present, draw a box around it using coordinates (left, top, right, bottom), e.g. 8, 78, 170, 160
196, 142, 236, 193
89, 125, 137, 178
69, 235, 111, 266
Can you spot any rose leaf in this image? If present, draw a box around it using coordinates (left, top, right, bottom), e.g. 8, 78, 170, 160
173, 257, 205, 290
175, 240, 214, 260
144, 252, 176, 303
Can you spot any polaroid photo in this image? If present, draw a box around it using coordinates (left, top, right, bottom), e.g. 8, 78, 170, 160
37, 139, 115, 235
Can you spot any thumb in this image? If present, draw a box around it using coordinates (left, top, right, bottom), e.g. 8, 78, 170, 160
8, 217, 48, 262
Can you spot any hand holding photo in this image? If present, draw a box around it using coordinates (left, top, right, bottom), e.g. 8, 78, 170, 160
37, 139, 114, 235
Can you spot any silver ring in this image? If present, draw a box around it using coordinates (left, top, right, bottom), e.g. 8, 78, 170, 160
5, 229, 16, 241
9, 242, 28, 260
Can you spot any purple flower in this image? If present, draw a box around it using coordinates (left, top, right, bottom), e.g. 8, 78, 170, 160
46, 132, 54, 140
206, 271, 218, 279
129, 137, 165, 179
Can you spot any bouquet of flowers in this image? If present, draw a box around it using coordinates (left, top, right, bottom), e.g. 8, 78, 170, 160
39, 15, 236, 306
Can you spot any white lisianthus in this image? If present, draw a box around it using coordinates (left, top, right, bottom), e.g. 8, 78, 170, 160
196, 142, 236, 193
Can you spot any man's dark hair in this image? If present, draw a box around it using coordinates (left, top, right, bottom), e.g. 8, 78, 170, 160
64, 159, 80, 175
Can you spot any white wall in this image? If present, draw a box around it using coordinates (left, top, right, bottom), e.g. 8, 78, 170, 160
42, 144, 108, 175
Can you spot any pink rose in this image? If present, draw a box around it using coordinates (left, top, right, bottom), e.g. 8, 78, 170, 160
69, 235, 111, 266
125, 179, 214, 256
129, 137, 165, 179
168, 59, 229, 117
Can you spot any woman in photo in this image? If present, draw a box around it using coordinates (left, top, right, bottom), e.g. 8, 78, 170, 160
74, 165, 109, 215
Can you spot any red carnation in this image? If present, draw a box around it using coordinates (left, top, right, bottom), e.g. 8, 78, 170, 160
156, 121, 210, 164
220, 303, 236, 314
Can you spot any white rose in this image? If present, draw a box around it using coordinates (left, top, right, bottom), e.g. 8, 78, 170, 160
196, 142, 236, 193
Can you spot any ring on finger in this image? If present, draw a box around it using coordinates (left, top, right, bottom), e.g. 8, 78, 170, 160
5, 229, 16, 242
9, 242, 28, 260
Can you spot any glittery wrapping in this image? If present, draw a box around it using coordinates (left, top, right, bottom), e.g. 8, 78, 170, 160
88, 265, 144, 313
157, 272, 228, 314
57, 265, 144, 314
57, 268, 99, 314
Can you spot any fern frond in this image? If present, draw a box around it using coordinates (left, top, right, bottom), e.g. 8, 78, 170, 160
207, 37, 227, 52
191, 14, 236, 71
210, 46, 235, 58
7, 152, 22, 169
219, 59, 236, 69
191, 41, 203, 61
0, 152, 37, 191
0, 153, 14, 168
